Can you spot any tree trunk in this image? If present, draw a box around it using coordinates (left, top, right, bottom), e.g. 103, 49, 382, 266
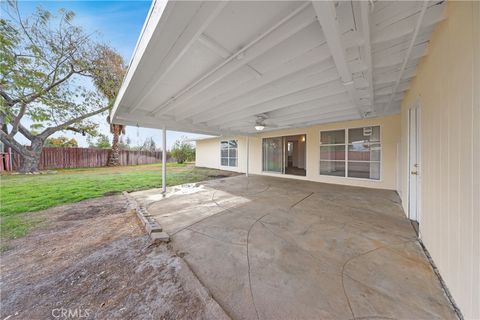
18, 152, 41, 173
18, 138, 43, 173
107, 125, 121, 166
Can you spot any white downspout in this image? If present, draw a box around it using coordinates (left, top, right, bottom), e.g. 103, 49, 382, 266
162, 126, 167, 194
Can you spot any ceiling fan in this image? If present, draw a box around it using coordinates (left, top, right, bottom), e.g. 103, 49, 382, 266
254, 115, 266, 131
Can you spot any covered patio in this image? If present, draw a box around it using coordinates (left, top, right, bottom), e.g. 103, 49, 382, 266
131, 175, 456, 320
109, 0, 477, 318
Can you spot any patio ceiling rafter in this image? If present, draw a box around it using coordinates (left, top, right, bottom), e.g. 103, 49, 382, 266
221, 103, 356, 131
359, 1, 375, 115
384, 0, 428, 113
193, 61, 340, 125
371, 1, 445, 45
112, 0, 447, 135
197, 34, 263, 79
148, 2, 316, 117
127, 1, 228, 114
312, 1, 369, 118
178, 43, 332, 122
202, 79, 347, 127
265, 93, 351, 118
114, 113, 239, 136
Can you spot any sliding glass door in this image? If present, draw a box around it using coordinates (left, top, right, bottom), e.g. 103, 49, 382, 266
262, 137, 284, 173
262, 134, 307, 176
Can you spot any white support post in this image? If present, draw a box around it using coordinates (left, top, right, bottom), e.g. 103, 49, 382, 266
162, 126, 167, 194
246, 136, 249, 177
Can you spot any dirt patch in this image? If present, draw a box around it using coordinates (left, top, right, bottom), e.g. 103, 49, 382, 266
207, 174, 230, 179
1, 196, 227, 320
102, 191, 122, 196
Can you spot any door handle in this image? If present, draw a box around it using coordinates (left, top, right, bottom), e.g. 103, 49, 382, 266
411, 171, 418, 175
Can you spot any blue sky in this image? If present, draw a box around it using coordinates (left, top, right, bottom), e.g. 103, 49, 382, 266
13, 0, 211, 149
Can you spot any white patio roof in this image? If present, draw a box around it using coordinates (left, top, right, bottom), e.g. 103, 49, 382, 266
112, 0, 446, 135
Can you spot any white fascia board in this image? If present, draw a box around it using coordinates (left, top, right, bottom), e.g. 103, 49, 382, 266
111, 0, 169, 122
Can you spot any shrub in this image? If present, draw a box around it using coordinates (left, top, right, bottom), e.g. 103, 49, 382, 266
171, 138, 195, 164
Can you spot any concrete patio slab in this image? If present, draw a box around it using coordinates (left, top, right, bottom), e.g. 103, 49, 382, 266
131, 175, 457, 320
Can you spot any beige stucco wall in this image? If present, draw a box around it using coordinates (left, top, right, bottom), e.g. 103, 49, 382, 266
399, 1, 479, 318
196, 114, 401, 190
196, 137, 246, 173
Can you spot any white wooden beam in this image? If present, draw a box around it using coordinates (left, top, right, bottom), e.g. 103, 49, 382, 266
114, 114, 234, 136
312, 1, 365, 117
230, 112, 360, 133
198, 34, 263, 79
177, 44, 331, 120
374, 67, 416, 86
373, 42, 428, 69
272, 107, 358, 127
360, 1, 375, 113
289, 113, 360, 128
271, 103, 355, 124
385, 0, 428, 113
202, 80, 346, 127
371, 2, 445, 45
375, 81, 409, 96
219, 102, 355, 130
176, 27, 366, 121
149, 2, 316, 117
267, 93, 350, 118
128, 1, 228, 113
111, 0, 168, 118
192, 60, 338, 124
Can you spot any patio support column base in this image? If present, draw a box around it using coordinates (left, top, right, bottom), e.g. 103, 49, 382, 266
246, 135, 249, 177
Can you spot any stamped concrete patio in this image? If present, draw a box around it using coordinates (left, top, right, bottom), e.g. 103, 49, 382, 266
131, 175, 457, 320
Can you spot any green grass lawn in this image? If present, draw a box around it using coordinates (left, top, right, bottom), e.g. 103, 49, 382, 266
0, 163, 234, 240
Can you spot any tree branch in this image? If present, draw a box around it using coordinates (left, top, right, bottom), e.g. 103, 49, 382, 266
9, 103, 27, 137
65, 126, 83, 134
0, 90, 14, 107
16, 122, 35, 141
0, 127, 29, 155
0, 108, 35, 141
21, 65, 76, 105
39, 105, 110, 139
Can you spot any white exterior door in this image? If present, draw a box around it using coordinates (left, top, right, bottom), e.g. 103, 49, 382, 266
408, 106, 421, 222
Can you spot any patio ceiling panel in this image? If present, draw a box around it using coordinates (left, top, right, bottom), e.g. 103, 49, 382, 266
175, 27, 332, 120
150, 2, 318, 117
214, 80, 349, 128
192, 60, 340, 125
112, 0, 446, 135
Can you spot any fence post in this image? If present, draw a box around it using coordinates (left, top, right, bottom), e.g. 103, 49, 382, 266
8, 147, 13, 171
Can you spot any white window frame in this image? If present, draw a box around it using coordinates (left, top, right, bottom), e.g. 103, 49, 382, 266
220, 140, 238, 167
319, 126, 382, 181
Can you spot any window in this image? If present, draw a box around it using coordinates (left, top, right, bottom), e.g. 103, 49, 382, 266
220, 140, 238, 167
320, 126, 381, 180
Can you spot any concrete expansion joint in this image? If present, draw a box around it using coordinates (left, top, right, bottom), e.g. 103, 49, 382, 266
122, 191, 170, 243
170, 186, 258, 237
246, 191, 318, 320
340, 239, 417, 320
290, 192, 314, 209
123, 193, 231, 320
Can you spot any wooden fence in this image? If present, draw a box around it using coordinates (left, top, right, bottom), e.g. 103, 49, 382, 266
0, 147, 165, 172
